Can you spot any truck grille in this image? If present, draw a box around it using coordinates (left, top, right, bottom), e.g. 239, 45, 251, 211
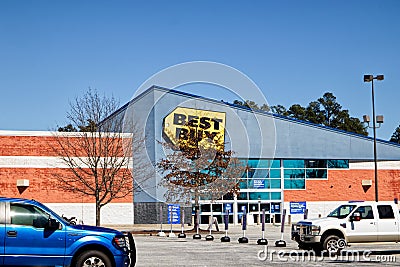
122, 231, 136, 267
292, 223, 312, 239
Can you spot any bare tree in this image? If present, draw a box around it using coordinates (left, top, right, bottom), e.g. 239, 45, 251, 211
53, 88, 148, 226
157, 124, 246, 231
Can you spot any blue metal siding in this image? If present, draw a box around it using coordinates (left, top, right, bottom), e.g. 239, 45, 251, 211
114, 86, 400, 203
125, 85, 400, 161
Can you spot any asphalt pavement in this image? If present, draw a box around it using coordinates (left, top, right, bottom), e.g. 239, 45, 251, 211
111, 224, 400, 267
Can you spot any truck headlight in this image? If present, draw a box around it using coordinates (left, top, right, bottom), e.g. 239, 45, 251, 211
311, 225, 320, 235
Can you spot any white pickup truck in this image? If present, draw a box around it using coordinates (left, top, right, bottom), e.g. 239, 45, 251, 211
291, 201, 400, 254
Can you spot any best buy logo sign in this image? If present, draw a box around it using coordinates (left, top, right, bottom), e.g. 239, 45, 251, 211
162, 107, 226, 149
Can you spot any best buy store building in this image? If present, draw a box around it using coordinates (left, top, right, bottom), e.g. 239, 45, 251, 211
109, 86, 400, 225
1, 85, 400, 225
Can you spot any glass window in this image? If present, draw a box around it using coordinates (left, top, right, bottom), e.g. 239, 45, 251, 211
245, 169, 252, 178
239, 181, 248, 189
249, 169, 281, 178
212, 204, 222, 212
247, 159, 261, 168
245, 159, 280, 168
284, 178, 305, 189
256, 160, 272, 168
328, 160, 349, 169
249, 192, 270, 200
270, 160, 280, 168
201, 204, 210, 212
354, 206, 374, 219
328, 205, 356, 219
260, 203, 270, 212
251, 169, 269, 178
238, 203, 248, 213
305, 160, 327, 168
283, 160, 304, 168
10, 203, 49, 228
269, 179, 281, 189
269, 169, 281, 178
271, 192, 281, 200
306, 169, 327, 179
223, 192, 234, 200
238, 192, 248, 200
284, 169, 305, 178
377, 205, 395, 219
249, 204, 259, 212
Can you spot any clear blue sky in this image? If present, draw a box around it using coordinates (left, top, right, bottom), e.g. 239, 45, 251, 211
1, 0, 399, 140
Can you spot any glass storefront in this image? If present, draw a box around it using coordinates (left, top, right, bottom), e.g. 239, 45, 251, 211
197, 158, 349, 224
198, 201, 282, 224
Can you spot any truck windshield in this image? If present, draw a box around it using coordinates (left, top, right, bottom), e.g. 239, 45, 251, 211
327, 205, 356, 219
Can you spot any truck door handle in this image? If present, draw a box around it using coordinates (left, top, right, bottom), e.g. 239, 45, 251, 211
7, 230, 17, 237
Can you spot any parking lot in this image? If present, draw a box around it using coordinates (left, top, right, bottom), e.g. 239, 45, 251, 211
126, 224, 400, 266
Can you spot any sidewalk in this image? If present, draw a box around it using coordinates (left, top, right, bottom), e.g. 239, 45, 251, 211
107, 223, 296, 247
106, 222, 291, 232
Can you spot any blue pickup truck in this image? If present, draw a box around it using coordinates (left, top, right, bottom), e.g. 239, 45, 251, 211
0, 197, 136, 267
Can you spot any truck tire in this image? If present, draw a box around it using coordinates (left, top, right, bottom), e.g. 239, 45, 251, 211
75, 250, 112, 267
323, 235, 341, 254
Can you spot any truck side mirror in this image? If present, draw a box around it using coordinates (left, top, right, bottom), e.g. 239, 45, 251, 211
350, 212, 361, 222
46, 218, 61, 230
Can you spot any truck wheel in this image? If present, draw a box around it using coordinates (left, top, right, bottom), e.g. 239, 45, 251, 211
75, 250, 112, 267
323, 235, 341, 254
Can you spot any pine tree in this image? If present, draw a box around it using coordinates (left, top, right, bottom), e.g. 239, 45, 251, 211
390, 125, 400, 144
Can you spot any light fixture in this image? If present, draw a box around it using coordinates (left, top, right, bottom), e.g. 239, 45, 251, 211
362, 115, 370, 123
376, 115, 384, 124
363, 75, 373, 82
16, 179, 29, 187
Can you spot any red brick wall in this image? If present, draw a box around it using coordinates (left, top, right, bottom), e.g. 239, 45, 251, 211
0, 168, 132, 203
285, 169, 400, 202
0, 136, 67, 156
0, 135, 126, 157
0, 133, 132, 203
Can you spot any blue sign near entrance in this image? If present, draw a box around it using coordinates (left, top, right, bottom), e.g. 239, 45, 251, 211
224, 203, 232, 213
271, 203, 281, 213
290, 201, 306, 214
167, 204, 181, 224
253, 179, 265, 189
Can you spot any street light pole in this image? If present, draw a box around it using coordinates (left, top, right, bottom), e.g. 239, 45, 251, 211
371, 78, 379, 202
363, 74, 384, 202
